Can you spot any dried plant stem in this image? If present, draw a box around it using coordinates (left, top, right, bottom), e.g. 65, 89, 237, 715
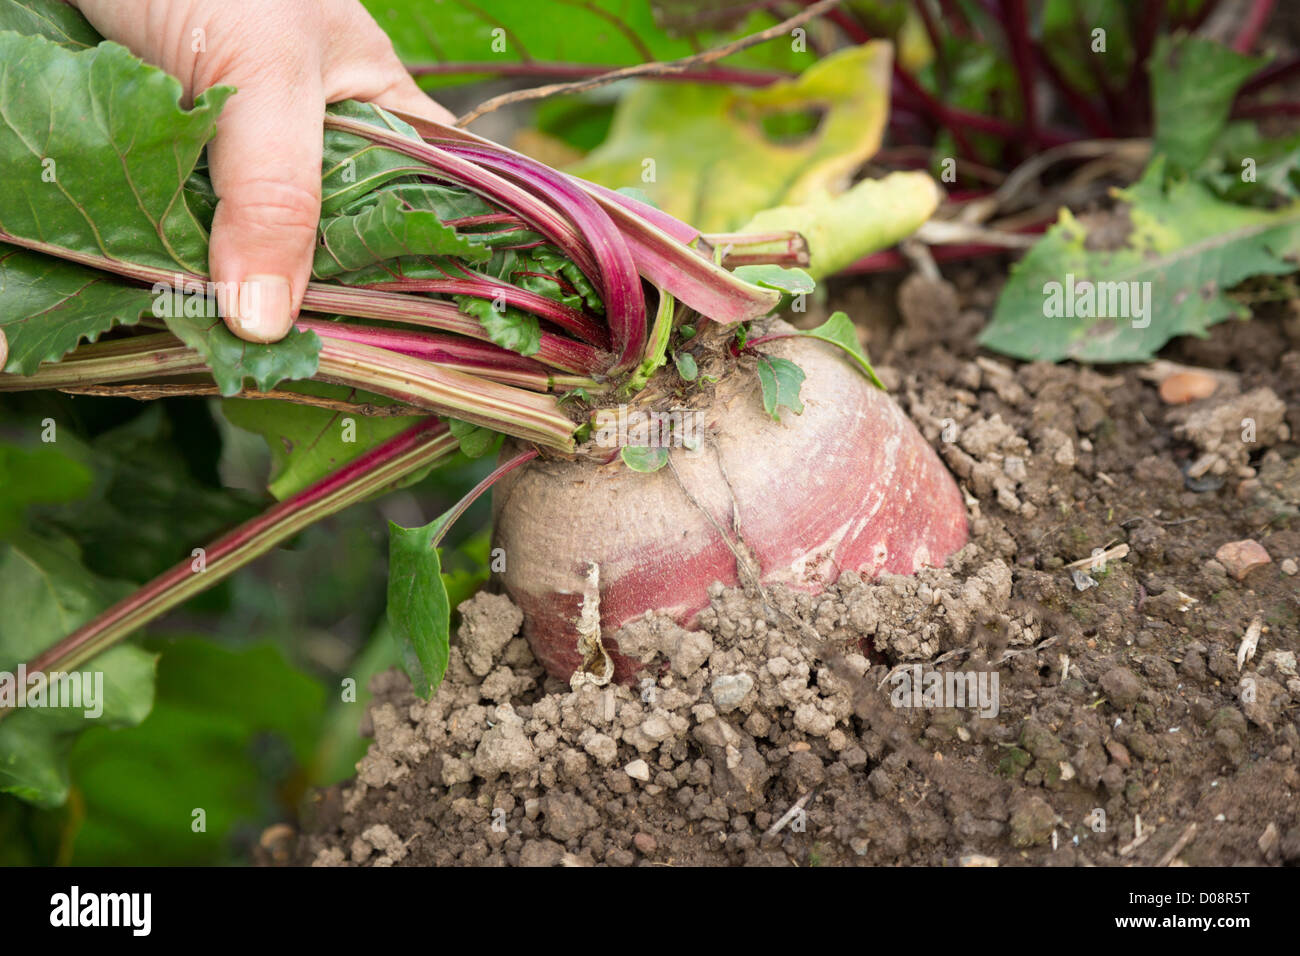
455, 0, 847, 127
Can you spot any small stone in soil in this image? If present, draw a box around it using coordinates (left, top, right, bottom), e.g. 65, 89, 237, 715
1214, 539, 1272, 580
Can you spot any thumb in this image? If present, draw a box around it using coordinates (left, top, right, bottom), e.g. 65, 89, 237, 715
207, 72, 325, 343
0, 326, 8, 371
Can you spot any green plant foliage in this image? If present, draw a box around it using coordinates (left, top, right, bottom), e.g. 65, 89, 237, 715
755, 355, 805, 422
983, 160, 1300, 362
0, 532, 155, 808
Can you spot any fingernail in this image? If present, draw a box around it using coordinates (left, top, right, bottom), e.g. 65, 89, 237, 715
229, 275, 293, 342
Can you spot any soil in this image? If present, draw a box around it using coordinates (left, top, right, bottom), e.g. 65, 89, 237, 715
287, 266, 1300, 868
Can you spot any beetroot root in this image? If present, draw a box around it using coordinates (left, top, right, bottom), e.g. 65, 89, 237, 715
491, 332, 968, 683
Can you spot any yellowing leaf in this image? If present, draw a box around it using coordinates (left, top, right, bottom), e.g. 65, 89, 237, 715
739, 172, 941, 279
567, 43, 894, 232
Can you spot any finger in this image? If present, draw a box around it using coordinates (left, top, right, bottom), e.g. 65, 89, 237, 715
207, 64, 326, 343
322, 12, 455, 126
0, 327, 8, 371
367, 73, 456, 127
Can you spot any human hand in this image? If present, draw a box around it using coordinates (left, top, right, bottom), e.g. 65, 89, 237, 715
70, 0, 453, 343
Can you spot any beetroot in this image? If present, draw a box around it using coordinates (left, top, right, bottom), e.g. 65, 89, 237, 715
492, 328, 967, 683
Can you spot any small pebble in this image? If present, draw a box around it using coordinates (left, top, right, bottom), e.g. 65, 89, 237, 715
1215, 539, 1272, 580
1159, 370, 1218, 404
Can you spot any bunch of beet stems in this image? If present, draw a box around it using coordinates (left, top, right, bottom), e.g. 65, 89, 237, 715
4, 115, 801, 682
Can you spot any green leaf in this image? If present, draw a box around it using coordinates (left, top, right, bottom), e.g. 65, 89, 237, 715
1204, 123, 1300, 206
755, 355, 805, 422
620, 445, 670, 473
1151, 34, 1267, 177
473, 245, 602, 313
163, 313, 321, 396
320, 100, 428, 215
981, 159, 1300, 363
446, 418, 499, 460
0, 0, 100, 48
0, 442, 92, 538
0, 245, 157, 374
314, 189, 490, 279
674, 352, 699, 381
732, 264, 816, 295
221, 381, 423, 500
795, 311, 885, 389
0, 29, 322, 392
456, 296, 542, 357
0, 532, 156, 808
386, 516, 453, 699
1040, 0, 1135, 102
34, 405, 256, 581
0, 34, 229, 275
64, 637, 325, 864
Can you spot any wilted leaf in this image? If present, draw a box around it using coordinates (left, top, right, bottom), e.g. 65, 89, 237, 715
738, 172, 940, 279
982, 159, 1300, 363
568, 43, 895, 232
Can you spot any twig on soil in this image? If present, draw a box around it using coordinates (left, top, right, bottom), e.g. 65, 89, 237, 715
764, 788, 817, 840
1064, 542, 1130, 572
958, 139, 1151, 225
456, 0, 846, 126
914, 219, 1038, 249
1156, 822, 1198, 866
1237, 616, 1262, 671
899, 238, 940, 280
1118, 816, 1151, 857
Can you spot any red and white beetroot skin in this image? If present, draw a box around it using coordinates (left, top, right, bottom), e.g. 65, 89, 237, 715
491, 332, 968, 684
